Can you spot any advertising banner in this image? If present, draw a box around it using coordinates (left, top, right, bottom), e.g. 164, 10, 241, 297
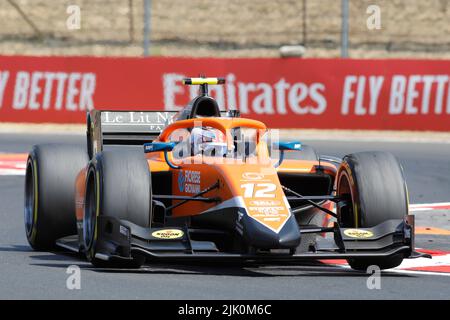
0, 55, 449, 130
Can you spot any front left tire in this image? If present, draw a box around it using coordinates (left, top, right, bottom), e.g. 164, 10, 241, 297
83, 149, 152, 268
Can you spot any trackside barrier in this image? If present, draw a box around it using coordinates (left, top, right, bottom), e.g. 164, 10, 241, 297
0, 55, 449, 131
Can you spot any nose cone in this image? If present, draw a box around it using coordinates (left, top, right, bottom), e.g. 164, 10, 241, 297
242, 213, 301, 249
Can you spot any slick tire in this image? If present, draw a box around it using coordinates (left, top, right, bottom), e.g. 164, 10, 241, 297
336, 151, 409, 270
84, 149, 151, 268
25, 144, 88, 250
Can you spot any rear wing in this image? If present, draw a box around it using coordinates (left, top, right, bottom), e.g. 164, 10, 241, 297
87, 110, 177, 156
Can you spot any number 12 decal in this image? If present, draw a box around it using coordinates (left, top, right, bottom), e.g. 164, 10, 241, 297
241, 183, 276, 198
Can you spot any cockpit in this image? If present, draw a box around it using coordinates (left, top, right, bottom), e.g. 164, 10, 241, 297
168, 124, 263, 160
145, 77, 300, 168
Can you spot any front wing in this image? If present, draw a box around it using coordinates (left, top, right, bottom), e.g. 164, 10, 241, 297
56, 215, 430, 264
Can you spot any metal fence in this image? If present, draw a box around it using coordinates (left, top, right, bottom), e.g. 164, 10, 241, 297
0, 0, 449, 58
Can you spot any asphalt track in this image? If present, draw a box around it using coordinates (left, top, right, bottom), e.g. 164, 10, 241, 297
0, 133, 449, 299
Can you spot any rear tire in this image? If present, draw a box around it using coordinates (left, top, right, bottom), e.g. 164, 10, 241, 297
25, 144, 88, 250
83, 149, 152, 268
336, 151, 409, 270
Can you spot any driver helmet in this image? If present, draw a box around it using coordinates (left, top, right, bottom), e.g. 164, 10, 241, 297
190, 127, 226, 156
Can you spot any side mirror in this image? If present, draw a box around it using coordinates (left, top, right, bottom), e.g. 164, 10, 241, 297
277, 141, 302, 151
274, 141, 302, 168
143, 142, 175, 153
143, 142, 179, 169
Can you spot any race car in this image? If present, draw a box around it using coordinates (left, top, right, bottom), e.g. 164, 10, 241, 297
24, 77, 429, 270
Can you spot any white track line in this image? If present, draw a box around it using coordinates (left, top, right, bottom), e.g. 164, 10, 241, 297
329, 252, 450, 276
409, 203, 450, 211
386, 269, 450, 277
0, 169, 25, 175
335, 263, 450, 277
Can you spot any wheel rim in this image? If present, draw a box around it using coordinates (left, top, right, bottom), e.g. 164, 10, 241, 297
83, 170, 97, 250
24, 159, 35, 237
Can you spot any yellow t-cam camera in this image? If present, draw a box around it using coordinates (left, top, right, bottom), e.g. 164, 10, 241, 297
182, 77, 226, 85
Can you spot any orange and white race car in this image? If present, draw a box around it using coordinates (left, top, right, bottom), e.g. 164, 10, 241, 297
24, 77, 428, 270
